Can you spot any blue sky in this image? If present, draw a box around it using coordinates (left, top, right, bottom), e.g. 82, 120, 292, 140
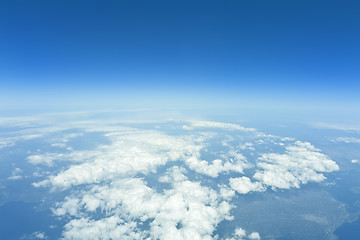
0, 0, 359, 117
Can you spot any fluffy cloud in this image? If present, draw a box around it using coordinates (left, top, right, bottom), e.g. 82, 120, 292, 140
225, 227, 261, 240
184, 153, 248, 178
56, 167, 233, 240
248, 232, 261, 240
34, 131, 202, 189
63, 217, 145, 240
253, 141, 339, 189
25, 118, 339, 239
229, 177, 265, 194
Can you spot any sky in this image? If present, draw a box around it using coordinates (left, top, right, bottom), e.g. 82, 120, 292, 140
0, 0, 359, 118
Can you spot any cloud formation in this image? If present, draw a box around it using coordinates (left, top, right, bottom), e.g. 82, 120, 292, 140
56, 167, 233, 240
332, 137, 360, 144
23, 119, 339, 239
253, 141, 339, 189
229, 177, 265, 194
225, 227, 261, 240
184, 121, 256, 132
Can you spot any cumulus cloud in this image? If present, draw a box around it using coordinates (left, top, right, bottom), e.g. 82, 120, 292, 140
225, 227, 261, 240
229, 177, 266, 194
185, 154, 248, 178
56, 167, 233, 240
253, 141, 339, 189
234, 227, 247, 238
248, 232, 261, 240
63, 217, 145, 240
24, 117, 338, 239
34, 131, 202, 189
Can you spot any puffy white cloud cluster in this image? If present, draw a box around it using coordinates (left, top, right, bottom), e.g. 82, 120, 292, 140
62, 217, 146, 240
229, 177, 265, 194
248, 232, 261, 240
225, 227, 261, 240
33, 130, 202, 189
24, 119, 339, 239
56, 167, 233, 240
184, 151, 249, 178
253, 141, 339, 189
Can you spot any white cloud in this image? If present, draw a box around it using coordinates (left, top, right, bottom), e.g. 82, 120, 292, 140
225, 227, 261, 240
351, 159, 359, 164
51, 143, 68, 148
8, 167, 24, 180
63, 216, 145, 240
253, 141, 339, 189
234, 227, 247, 238
53, 197, 81, 217
34, 131, 202, 189
28, 153, 65, 166
248, 232, 261, 240
238, 142, 255, 151
229, 177, 266, 194
218, 186, 236, 201
310, 123, 360, 132
34, 232, 47, 239
8, 175, 23, 180
185, 155, 248, 178
332, 137, 360, 144
22, 116, 338, 239
21, 231, 47, 240
184, 121, 256, 132
56, 167, 233, 240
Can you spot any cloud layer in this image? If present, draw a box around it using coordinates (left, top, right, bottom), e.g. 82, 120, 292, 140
10, 118, 339, 239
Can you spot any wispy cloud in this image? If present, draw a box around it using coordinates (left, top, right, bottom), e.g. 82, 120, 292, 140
331, 137, 360, 144
183, 121, 256, 132
310, 122, 360, 132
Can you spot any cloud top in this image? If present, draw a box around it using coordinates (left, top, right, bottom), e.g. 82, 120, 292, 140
18, 119, 339, 239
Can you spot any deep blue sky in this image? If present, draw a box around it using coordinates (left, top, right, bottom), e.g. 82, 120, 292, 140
0, 0, 359, 115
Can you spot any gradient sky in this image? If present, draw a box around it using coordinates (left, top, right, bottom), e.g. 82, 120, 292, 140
0, 0, 359, 116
